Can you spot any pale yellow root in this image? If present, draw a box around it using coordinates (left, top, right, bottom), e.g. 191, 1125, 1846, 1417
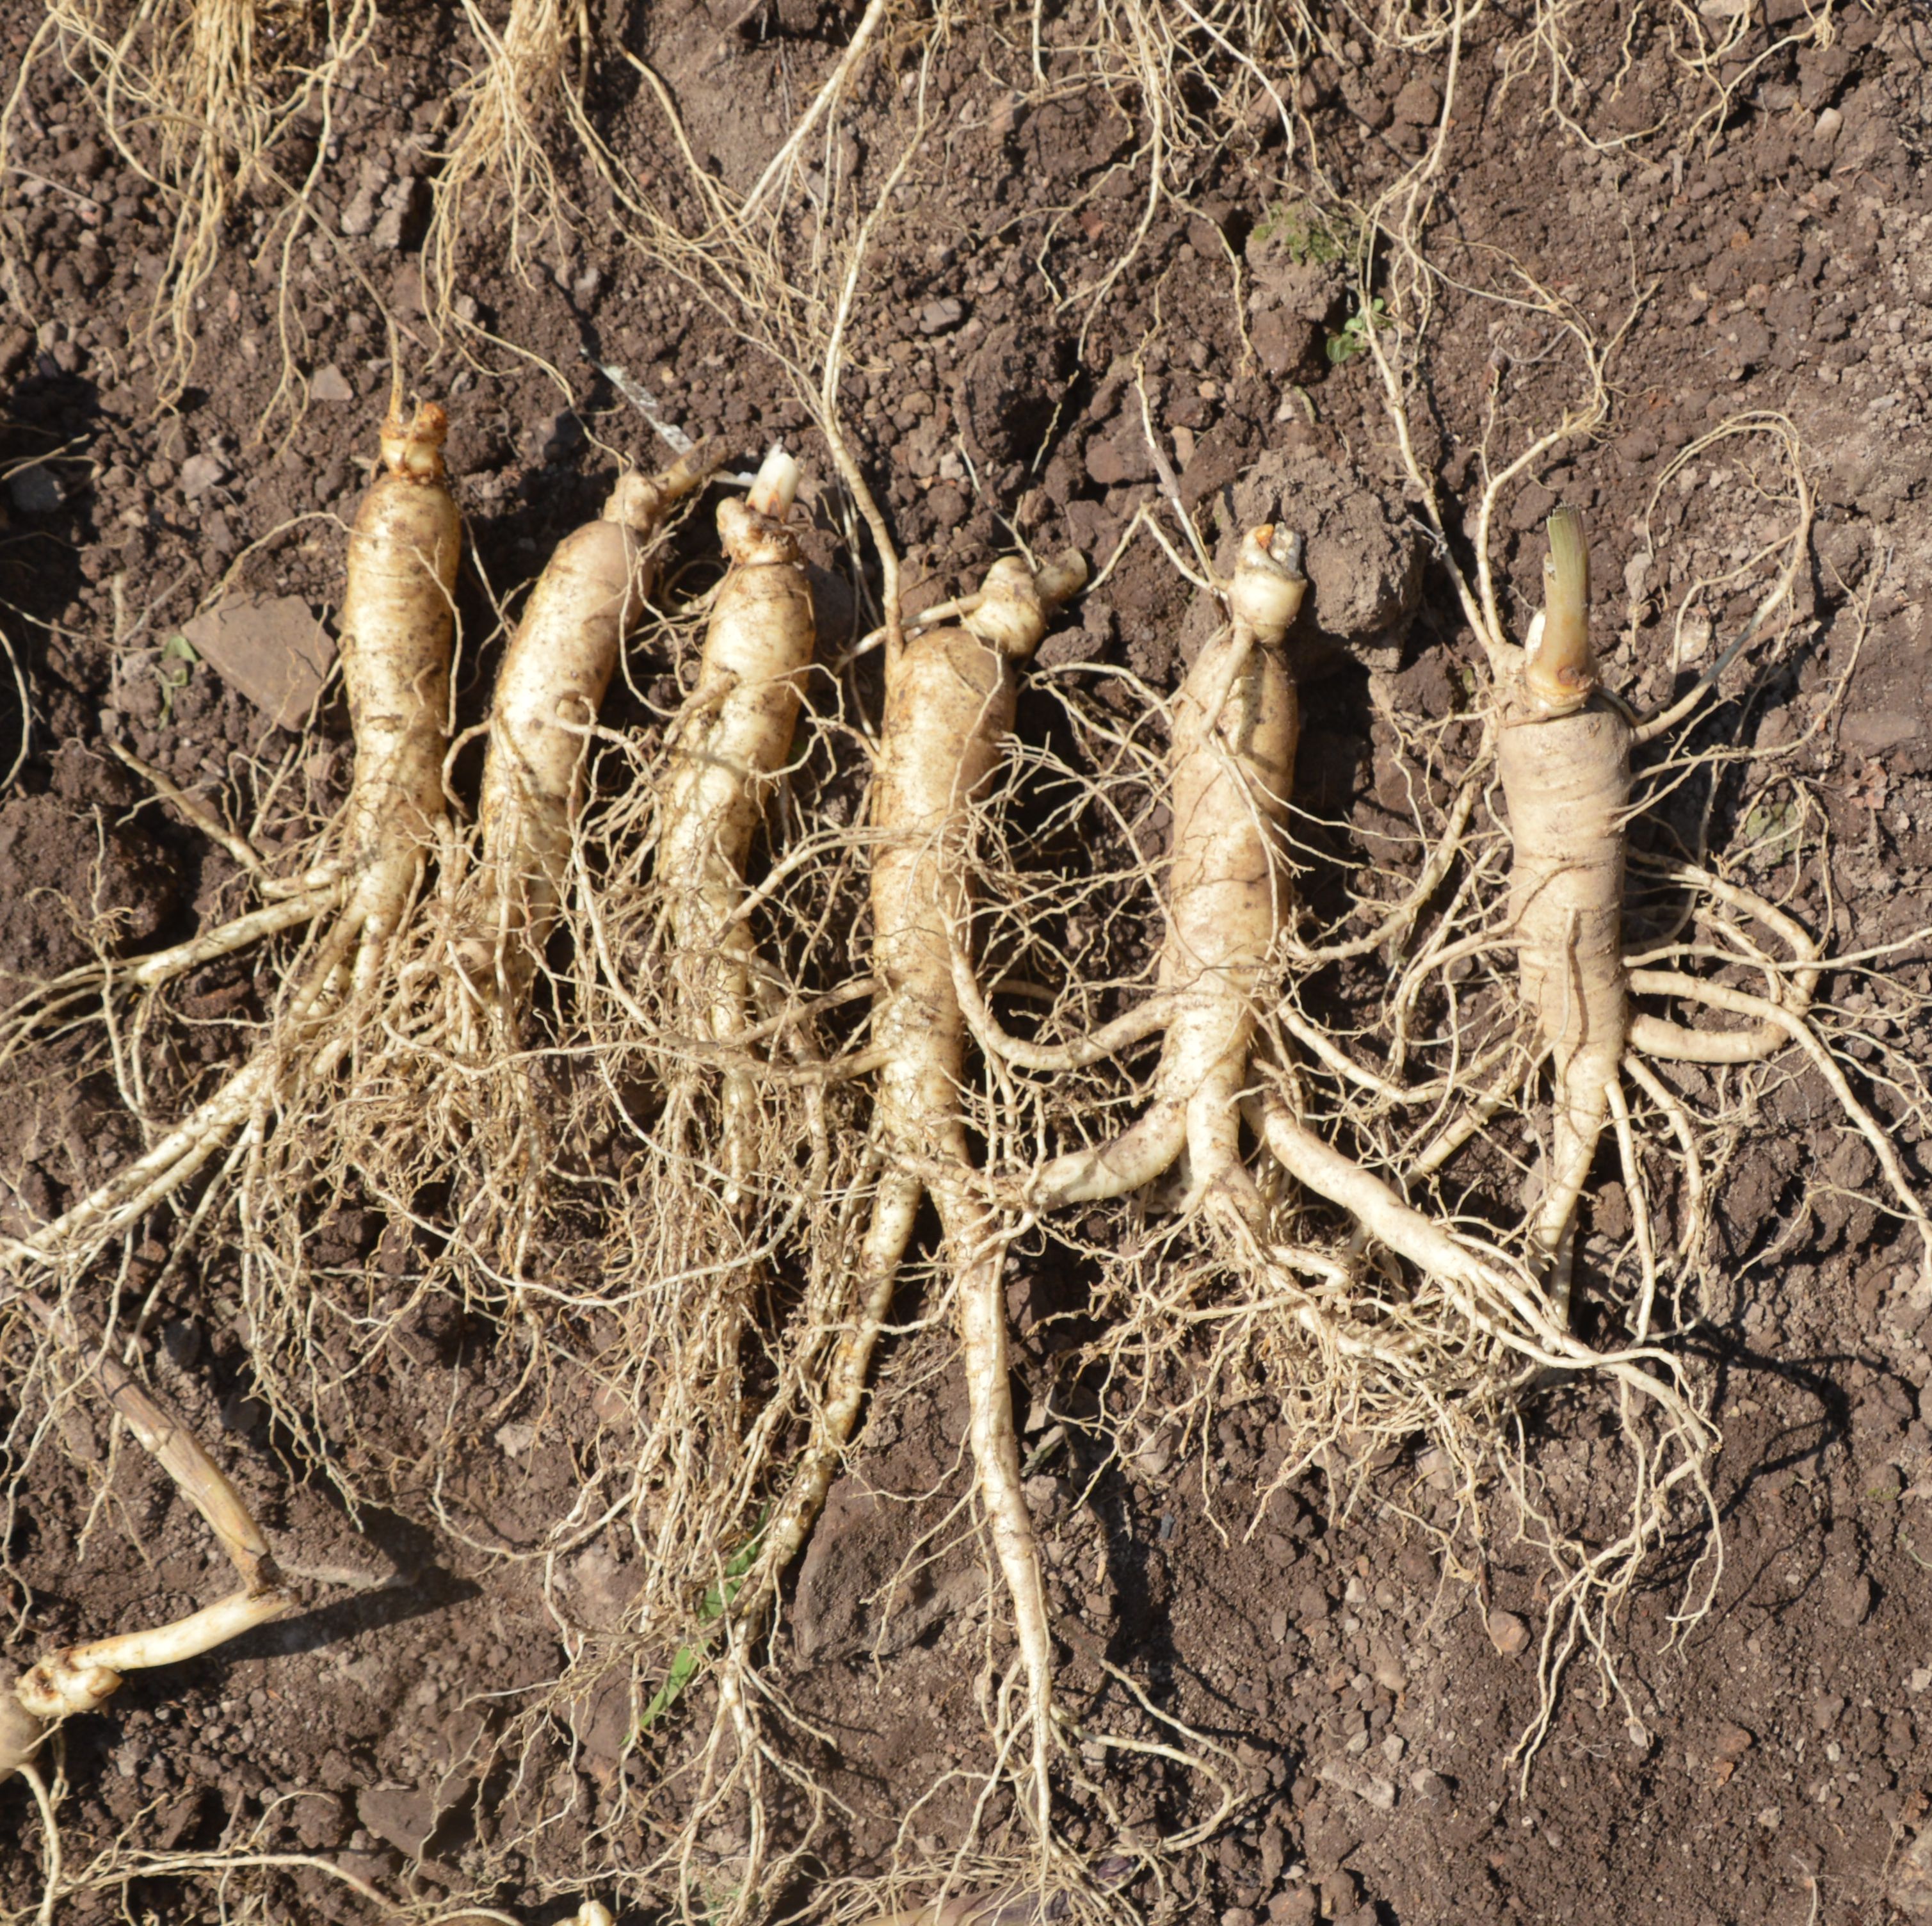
460, 442, 720, 1011
2, 1292, 294, 1781
1495, 508, 1630, 1323
330, 398, 463, 998
3, 398, 460, 1275
772, 551, 1085, 1836
657, 447, 818, 1201
1017, 526, 1306, 1218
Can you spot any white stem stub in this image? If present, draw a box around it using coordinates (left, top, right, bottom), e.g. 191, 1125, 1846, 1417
746, 444, 800, 518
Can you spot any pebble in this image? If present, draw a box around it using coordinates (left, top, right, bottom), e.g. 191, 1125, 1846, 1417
178, 452, 227, 500
1829, 1573, 1874, 1628
918, 297, 965, 334
6, 464, 61, 514
1085, 429, 1156, 489
179, 594, 335, 730
1486, 1607, 1531, 1655
1714, 1721, 1755, 1760
1392, 78, 1441, 125
310, 363, 355, 403
1315, 1760, 1396, 1811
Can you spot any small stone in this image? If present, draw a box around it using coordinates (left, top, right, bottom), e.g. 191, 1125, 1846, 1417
339, 161, 389, 238
179, 594, 335, 731
356, 1784, 438, 1857
220, 1392, 265, 1434
1267, 1893, 1317, 1926
287, 1790, 347, 1850
6, 464, 61, 514
1893, 1821, 1932, 1916
1909, 1669, 1932, 1696
1714, 1722, 1755, 1760
530, 410, 583, 462
310, 363, 355, 403
494, 1420, 536, 1456
178, 453, 228, 501
369, 178, 424, 251
1830, 1574, 1873, 1628
1315, 1760, 1396, 1811
1392, 78, 1441, 125
335, 1847, 404, 1887
1409, 1768, 1449, 1806
1085, 428, 1157, 488
918, 296, 965, 335
1486, 1608, 1531, 1655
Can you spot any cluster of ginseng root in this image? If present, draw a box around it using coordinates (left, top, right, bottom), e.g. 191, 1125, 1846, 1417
4, 373, 1926, 1926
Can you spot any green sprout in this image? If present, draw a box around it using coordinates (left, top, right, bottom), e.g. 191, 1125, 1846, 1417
157, 633, 200, 725
639, 1523, 766, 1731
1326, 296, 1388, 365
1253, 197, 1350, 266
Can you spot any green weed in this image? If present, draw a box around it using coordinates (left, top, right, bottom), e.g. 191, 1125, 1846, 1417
639, 1524, 766, 1731
1326, 296, 1387, 365
1253, 197, 1349, 266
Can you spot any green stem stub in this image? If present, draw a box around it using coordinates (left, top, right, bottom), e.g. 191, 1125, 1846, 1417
1524, 505, 1596, 715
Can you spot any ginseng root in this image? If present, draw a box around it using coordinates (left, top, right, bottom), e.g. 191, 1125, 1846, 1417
3, 396, 459, 1275
1487, 506, 1926, 1322
655, 446, 818, 1199
745, 551, 1085, 1834
966, 526, 1307, 1232
457, 442, 720, 1019
1, 1293, 294, 1783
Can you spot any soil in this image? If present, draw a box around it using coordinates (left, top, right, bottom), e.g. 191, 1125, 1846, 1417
4, 2, 1932, 1922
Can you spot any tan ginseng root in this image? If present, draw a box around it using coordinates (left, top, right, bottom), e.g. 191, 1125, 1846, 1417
728, 551, 1088, 1843
2, 1292, 292, 1849
654, 446, 817, 1203
1, 396, 458, 1281
1442, 505, 1931, 1329
456, 441, 721, 1026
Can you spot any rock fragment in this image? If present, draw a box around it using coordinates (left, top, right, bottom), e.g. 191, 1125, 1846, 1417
179, 595, 335, 730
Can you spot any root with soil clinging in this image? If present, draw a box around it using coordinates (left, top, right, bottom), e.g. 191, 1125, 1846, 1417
730, 549, 1086, 1854
3, 394, 458, 1281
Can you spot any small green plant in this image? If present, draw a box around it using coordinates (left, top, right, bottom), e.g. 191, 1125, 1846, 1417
1739, 793, 1802, 867
1326, 296, 1387, 365
1253, 197, 1348, 266
157, 632, 199, 724
639, 1523, 766, 1730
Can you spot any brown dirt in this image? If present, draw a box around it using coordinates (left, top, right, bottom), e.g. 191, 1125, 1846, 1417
3, 2, 1932, 1922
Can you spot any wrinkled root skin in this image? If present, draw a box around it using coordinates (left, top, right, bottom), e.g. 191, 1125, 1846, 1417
1496, 697, 1630, 1320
